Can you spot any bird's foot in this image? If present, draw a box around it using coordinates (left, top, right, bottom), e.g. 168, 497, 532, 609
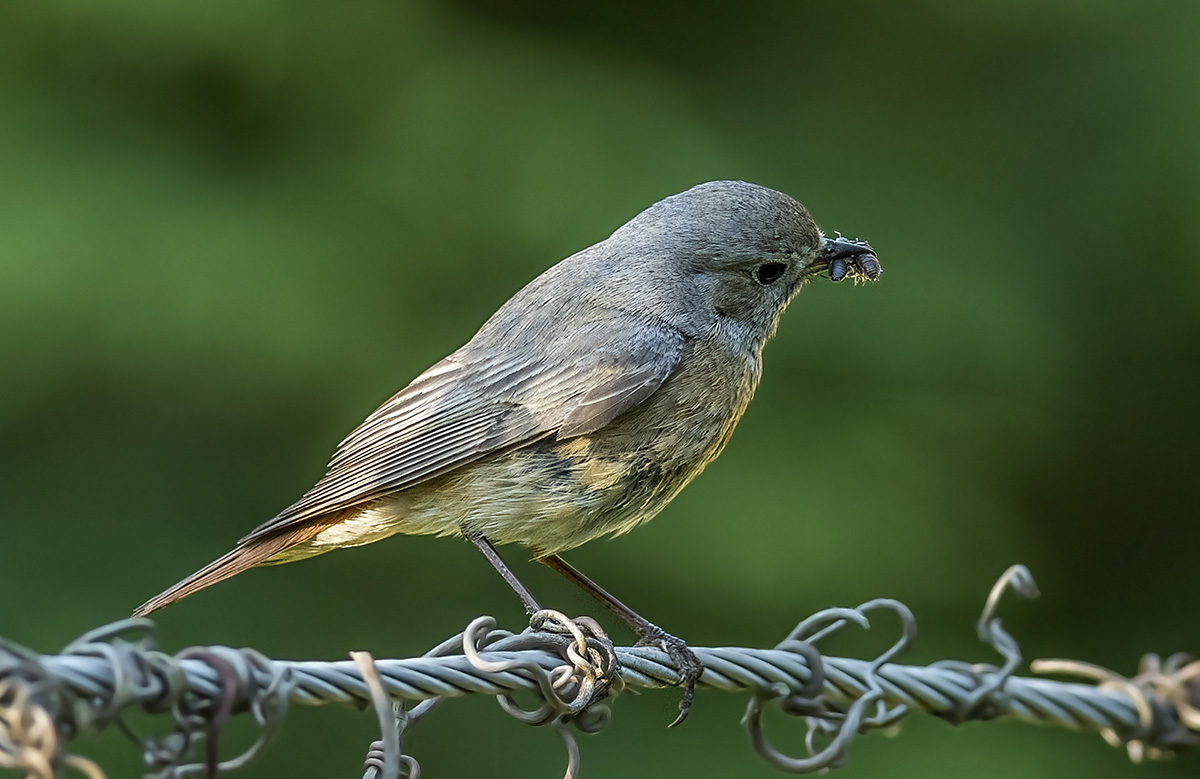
529, 610, 622, 713
634, 624, 703, 726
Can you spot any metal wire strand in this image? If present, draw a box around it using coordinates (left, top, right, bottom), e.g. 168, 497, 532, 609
1, 568, 1197, 777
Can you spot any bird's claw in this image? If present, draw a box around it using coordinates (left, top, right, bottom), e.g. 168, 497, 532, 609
635, 625, 703, 726
527, 609, 623, 715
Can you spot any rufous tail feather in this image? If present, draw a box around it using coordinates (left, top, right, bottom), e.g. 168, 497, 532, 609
133, 519, 339, 616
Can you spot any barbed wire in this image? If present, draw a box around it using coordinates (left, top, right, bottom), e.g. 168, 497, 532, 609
1, 566, 1196, 778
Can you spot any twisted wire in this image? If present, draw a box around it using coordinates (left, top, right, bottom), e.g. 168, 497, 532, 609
26, 623, 1177, 746
2, 567, 1197, 777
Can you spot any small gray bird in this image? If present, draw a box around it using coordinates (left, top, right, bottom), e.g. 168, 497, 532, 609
135, 180, 880, 722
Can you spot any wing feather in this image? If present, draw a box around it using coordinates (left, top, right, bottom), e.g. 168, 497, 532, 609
240, 318, 686, 542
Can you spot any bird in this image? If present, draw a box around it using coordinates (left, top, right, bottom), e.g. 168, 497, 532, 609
134, 180, 880, 723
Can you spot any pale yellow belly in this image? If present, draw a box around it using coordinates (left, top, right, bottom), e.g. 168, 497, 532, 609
274, 330, 760, 563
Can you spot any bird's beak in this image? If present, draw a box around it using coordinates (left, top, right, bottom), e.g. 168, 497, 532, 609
810, 236, 881, 282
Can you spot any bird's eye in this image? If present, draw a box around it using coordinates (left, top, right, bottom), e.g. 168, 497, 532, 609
754, 262, 787, 285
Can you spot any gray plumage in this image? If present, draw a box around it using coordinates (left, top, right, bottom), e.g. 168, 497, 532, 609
135, 180, 878, 616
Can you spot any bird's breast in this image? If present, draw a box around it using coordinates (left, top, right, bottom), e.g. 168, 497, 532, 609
513, 333, 763, 550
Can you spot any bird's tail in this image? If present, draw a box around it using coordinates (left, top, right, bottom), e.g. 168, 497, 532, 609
133, 520, 337, 616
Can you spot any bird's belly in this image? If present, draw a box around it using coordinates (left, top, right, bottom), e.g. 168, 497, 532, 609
299, 431, 712, 559
410, 440, 700, 555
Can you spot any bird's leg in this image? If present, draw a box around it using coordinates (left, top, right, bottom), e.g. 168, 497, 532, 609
463, 531, 622, 712
539, 553, 702, 726
462, 528, 542, 615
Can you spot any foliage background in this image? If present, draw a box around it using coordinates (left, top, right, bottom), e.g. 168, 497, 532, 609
2, 1, 1197, 776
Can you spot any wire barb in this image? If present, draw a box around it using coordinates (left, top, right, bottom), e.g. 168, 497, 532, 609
1032, 652, 1200, 761
743, 598, 917, 772
933, 564, 1040, 724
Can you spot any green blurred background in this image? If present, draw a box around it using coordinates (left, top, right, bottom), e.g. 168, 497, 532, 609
2, 0, 1198, 776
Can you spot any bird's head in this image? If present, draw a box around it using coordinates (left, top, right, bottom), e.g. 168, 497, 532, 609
604, 180, 880, 344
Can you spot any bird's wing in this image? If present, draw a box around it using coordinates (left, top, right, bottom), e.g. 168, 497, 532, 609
240, 321, 686, 542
